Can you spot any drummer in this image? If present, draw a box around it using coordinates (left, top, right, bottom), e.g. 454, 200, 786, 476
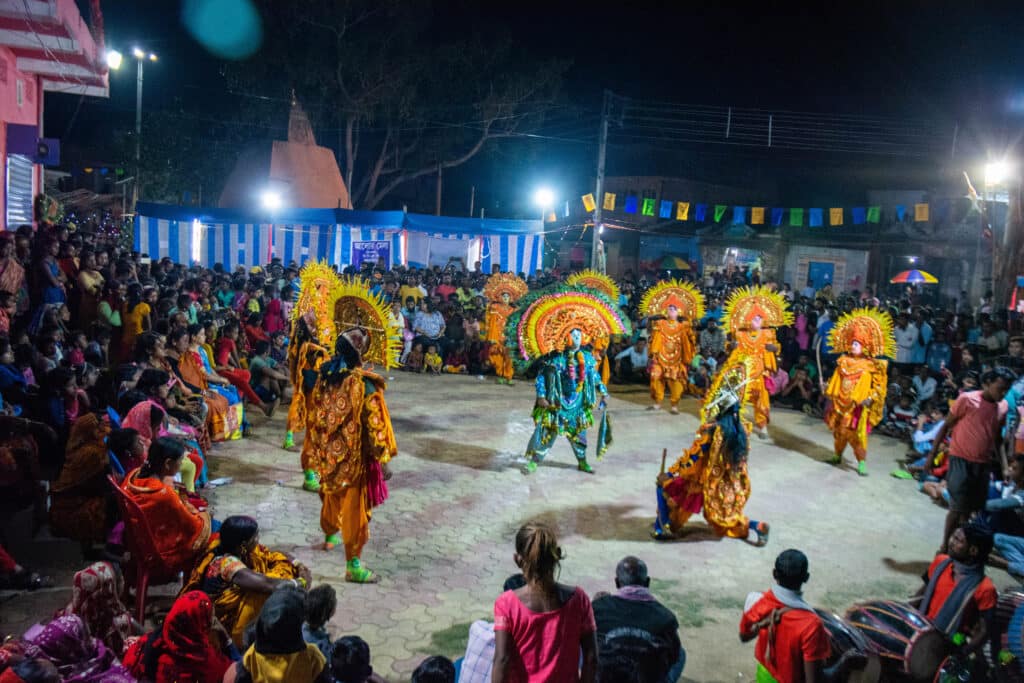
740, 549, 864, 682
916, 520, 998, 666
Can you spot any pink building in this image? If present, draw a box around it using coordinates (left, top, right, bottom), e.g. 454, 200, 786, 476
0, 0, 109, 229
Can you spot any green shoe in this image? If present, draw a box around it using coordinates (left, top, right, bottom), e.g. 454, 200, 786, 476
323, 533, 341, 551
283, 432, 295, 449
857, 461, 868, 477
577, 460, 595, 474
522, 460, 538, 474
829, 455, 842, 465
345, 557, 378, 583
302, 470, 321, 492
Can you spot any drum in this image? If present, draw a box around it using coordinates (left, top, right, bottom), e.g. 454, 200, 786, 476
814, 609, 882, 683
844, 600, 949, 681
995, 591, 1024, 681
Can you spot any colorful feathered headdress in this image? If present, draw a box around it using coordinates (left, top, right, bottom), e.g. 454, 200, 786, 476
333, 277, 403, 370
640, 279, 705, 320
566, 270, 621, 304
482, 272, 529, 304
721, 285, 793, 335
828, 307, 896, 359
291, 261, 342, 346
505, 285, 631, 364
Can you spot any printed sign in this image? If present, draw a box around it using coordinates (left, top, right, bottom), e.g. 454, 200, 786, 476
351, 240, 390, 268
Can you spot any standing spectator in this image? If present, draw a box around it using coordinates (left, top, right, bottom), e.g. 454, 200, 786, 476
894, 313, 919, 371
699, 318, 726, 359
929, 368, 1015, 553
592, 556, 683, 682
912, 309, 932, 365
800, 279, 816, 300
926, 331, 952, 375
492, 522, 597, 683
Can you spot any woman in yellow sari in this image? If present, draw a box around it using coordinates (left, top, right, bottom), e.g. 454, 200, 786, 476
182, 515, 310, 646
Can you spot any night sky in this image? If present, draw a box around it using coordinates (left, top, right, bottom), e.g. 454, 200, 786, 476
53, 0, 1024, 214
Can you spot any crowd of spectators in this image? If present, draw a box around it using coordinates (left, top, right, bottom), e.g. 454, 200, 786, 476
3, 215, 1024, 680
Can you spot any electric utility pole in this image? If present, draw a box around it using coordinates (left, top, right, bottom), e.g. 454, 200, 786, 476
591, 90, 611, 273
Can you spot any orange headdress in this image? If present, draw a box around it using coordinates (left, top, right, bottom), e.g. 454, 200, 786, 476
505, 286, 631, 362
332, 277, 403, 370
640, 279, 705, 320
721, 285, 792, 335
566, 270, 621, 304
482, 272, 529, 304
828, 308, 896, 358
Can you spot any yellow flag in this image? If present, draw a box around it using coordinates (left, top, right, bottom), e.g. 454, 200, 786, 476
914, 203, 929, 222
750, 207, 765, 225
676, 202, 690, 221
829, 208, 843, 226
603, 192, 616, 211
581, 194, 596, 212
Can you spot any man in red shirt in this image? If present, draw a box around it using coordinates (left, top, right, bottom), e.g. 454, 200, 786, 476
740, 549, 862, 682
916, 520, 997, 671
928, 367, 1014, 552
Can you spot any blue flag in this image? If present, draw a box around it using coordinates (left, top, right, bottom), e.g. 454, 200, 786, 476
624, 195, 638, 214
851, 207, 866, 225
809, 208, 823, 227
695, 203, 708, 222
733, 206, 746, 225
659, 200, 673, 219
770, 208, 784, 226
895, 204, 906, 221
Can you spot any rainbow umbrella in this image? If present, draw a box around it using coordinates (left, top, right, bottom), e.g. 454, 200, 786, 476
660, 255, 691, 270
889, 269, 938, 284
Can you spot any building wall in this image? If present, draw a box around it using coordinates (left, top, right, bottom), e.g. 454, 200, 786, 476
783, 244, 870, 293
0, 46, 41, 230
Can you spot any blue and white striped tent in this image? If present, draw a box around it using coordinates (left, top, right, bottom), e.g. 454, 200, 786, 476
135, 204, 545, 273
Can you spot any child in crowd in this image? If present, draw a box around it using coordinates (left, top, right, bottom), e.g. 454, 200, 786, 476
270, 331, 288, 364
66, 330, 87, 367
411, 656, 457, 683
908, 404, 949, 463
444, 342, 469, 374
303, 584, 338, 658
330, 636, 388, 683
249, 340, 290, 404
405, 342, 425, 373
881, 393, 918, 438
424, 344, 443, 375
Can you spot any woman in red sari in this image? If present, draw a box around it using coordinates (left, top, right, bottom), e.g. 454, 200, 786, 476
122, 590, 233, 683
120, 436, 211, 576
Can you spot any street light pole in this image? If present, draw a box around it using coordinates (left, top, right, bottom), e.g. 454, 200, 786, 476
133, 57, 143, 207
591, 90, 611, 274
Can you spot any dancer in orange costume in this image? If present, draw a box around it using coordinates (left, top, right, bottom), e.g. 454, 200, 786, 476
302, 279, 401, 583
720, 285, 792, 439
640, 280, 704, 413
483, 273, 528, 385
822, 308, 893, 476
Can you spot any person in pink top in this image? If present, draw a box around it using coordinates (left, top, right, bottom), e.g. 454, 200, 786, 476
927, 367, 1015, 553
492, 522, 597, 683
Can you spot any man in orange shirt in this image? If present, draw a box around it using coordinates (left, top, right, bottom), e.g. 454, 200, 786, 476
740, 550, 836, 682
928, 367, 1014, 552
916, 521, 997, 669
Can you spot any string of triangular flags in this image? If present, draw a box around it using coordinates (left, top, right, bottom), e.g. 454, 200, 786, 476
580, 193, 931, 226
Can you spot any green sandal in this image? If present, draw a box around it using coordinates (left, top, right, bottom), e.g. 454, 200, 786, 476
577, 460, 595, 474
302, 470, 321, 492
828, 455, 842, 465
323, 533, 342, 551
283, 432, 295, 450
857, 461, 868, 477
345, 557, 378, 584
522, 460, 538, 475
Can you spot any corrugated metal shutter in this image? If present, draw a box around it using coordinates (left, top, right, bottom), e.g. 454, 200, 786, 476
6, 154, 33, 228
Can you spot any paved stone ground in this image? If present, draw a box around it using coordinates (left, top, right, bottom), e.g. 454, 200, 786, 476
1, 372, 1018, 681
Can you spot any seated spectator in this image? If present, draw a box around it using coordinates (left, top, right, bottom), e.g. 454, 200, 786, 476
404, 342, 425, 373
302, 584, 337, 658
912, 365, 937, 407
173, 325, 242, 441
182, 515, 311, 646
443, 342, 469, 374
1, 658, 60, 683
915, 521, 997, 664
412, 656, 456, 683
882, 394, 918, 438
986, 453, 1024, 537
56, 562, 137, 656
424, 344, 443, 375
614, 338, 649, 383
777, 365, 819, 415
23, 614, 134, 682
249, 340, 290, 406
698, 318, 725, 359
492, 522, 597, 683
122, 386, 206, 492
215, 321, 275, 416
223, 587, 328, 683
47, 414, 116, 545
123, 590, 234, 683
454, 574, 525, 683
412, 300, 447, 357
328, 635, 387, 683
592, 556, 683, 682
120, 436, 212, 576
909, 404, 948, 461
